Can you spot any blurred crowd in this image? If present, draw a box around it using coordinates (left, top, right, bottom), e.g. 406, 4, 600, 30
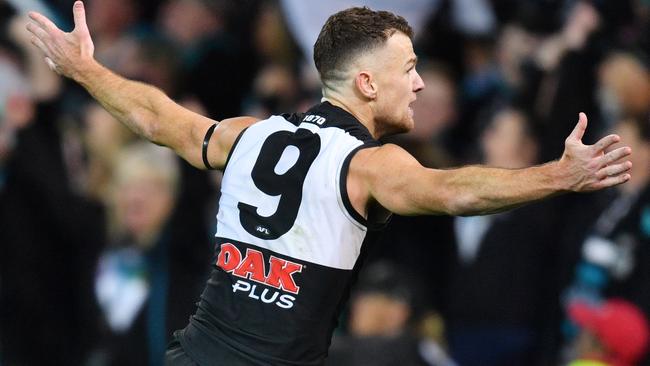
0, 0, 649, 365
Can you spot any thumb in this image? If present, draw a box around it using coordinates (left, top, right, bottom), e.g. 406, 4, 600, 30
568, 112, 588, 142
72, 1, 88, 32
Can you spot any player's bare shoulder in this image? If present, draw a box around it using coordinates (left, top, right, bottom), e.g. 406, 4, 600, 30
349, 143, 420, 180
346, 143, 421, 217
210, 116, 260, 170
217, 116, 259, 143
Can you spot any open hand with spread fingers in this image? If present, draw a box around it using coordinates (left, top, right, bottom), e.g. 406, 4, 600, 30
559, 112, 632, 192
26, 0, 95, 80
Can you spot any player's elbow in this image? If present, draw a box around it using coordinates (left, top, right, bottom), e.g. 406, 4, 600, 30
417, 170, 483, 216
128, 86, 173, 145
439, 189, 483, 216
128, 108, 160, 143
401, 187, 476, 216
451, 195, 482, 216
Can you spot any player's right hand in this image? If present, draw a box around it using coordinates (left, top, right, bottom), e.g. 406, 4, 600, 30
26, 1, 95, 79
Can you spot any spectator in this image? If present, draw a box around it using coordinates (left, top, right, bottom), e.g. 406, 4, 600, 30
566, 298, 649, 366
327, 261, 456, 366
90, 142, 208, 366
0, 11, 103, 366
0, 14, 60, 177
244, 63, 302, 118
85, 0, 140, 67
444, 108, 561, 366
81, 102, 135, 201
604, 117, 650, 319
159, 0, 256, 120
597, 52, 650, 128
516, 0, 603, 161
562, 116, 650, 365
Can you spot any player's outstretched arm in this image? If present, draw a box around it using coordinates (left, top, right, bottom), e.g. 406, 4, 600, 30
351, 113, 632, 217
25, 1, 255, 170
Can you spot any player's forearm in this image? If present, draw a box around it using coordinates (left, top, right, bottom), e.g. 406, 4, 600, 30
73, 60, 168, 144
434, 162, 569, 216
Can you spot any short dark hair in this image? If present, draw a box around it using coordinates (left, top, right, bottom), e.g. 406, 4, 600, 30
313, 7, 413, 86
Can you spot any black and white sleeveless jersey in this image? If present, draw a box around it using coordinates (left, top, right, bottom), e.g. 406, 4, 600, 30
179, 102, 380, 365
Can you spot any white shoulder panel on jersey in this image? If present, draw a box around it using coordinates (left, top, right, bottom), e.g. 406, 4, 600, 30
215, 115, 368, 270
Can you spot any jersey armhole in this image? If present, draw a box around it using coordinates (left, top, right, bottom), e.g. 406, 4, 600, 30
222, 127, 248, 171
338, 143, 389, 231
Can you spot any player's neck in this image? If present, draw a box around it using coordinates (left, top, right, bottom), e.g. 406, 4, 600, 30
321, 96, 379, 139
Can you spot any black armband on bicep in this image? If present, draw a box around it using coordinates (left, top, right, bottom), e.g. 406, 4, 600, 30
202, 123, 218, 170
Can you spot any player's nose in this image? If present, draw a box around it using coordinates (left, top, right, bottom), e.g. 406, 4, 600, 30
413, 69, 425, 92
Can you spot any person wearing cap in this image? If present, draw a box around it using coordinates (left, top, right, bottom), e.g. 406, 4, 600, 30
567, 298, 650, 366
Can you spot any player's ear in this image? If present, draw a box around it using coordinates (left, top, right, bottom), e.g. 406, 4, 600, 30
354, 71, 377, 100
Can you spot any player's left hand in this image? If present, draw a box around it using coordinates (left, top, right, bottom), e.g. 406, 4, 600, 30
559, 112, 632, 192
25, 1, 95, 79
